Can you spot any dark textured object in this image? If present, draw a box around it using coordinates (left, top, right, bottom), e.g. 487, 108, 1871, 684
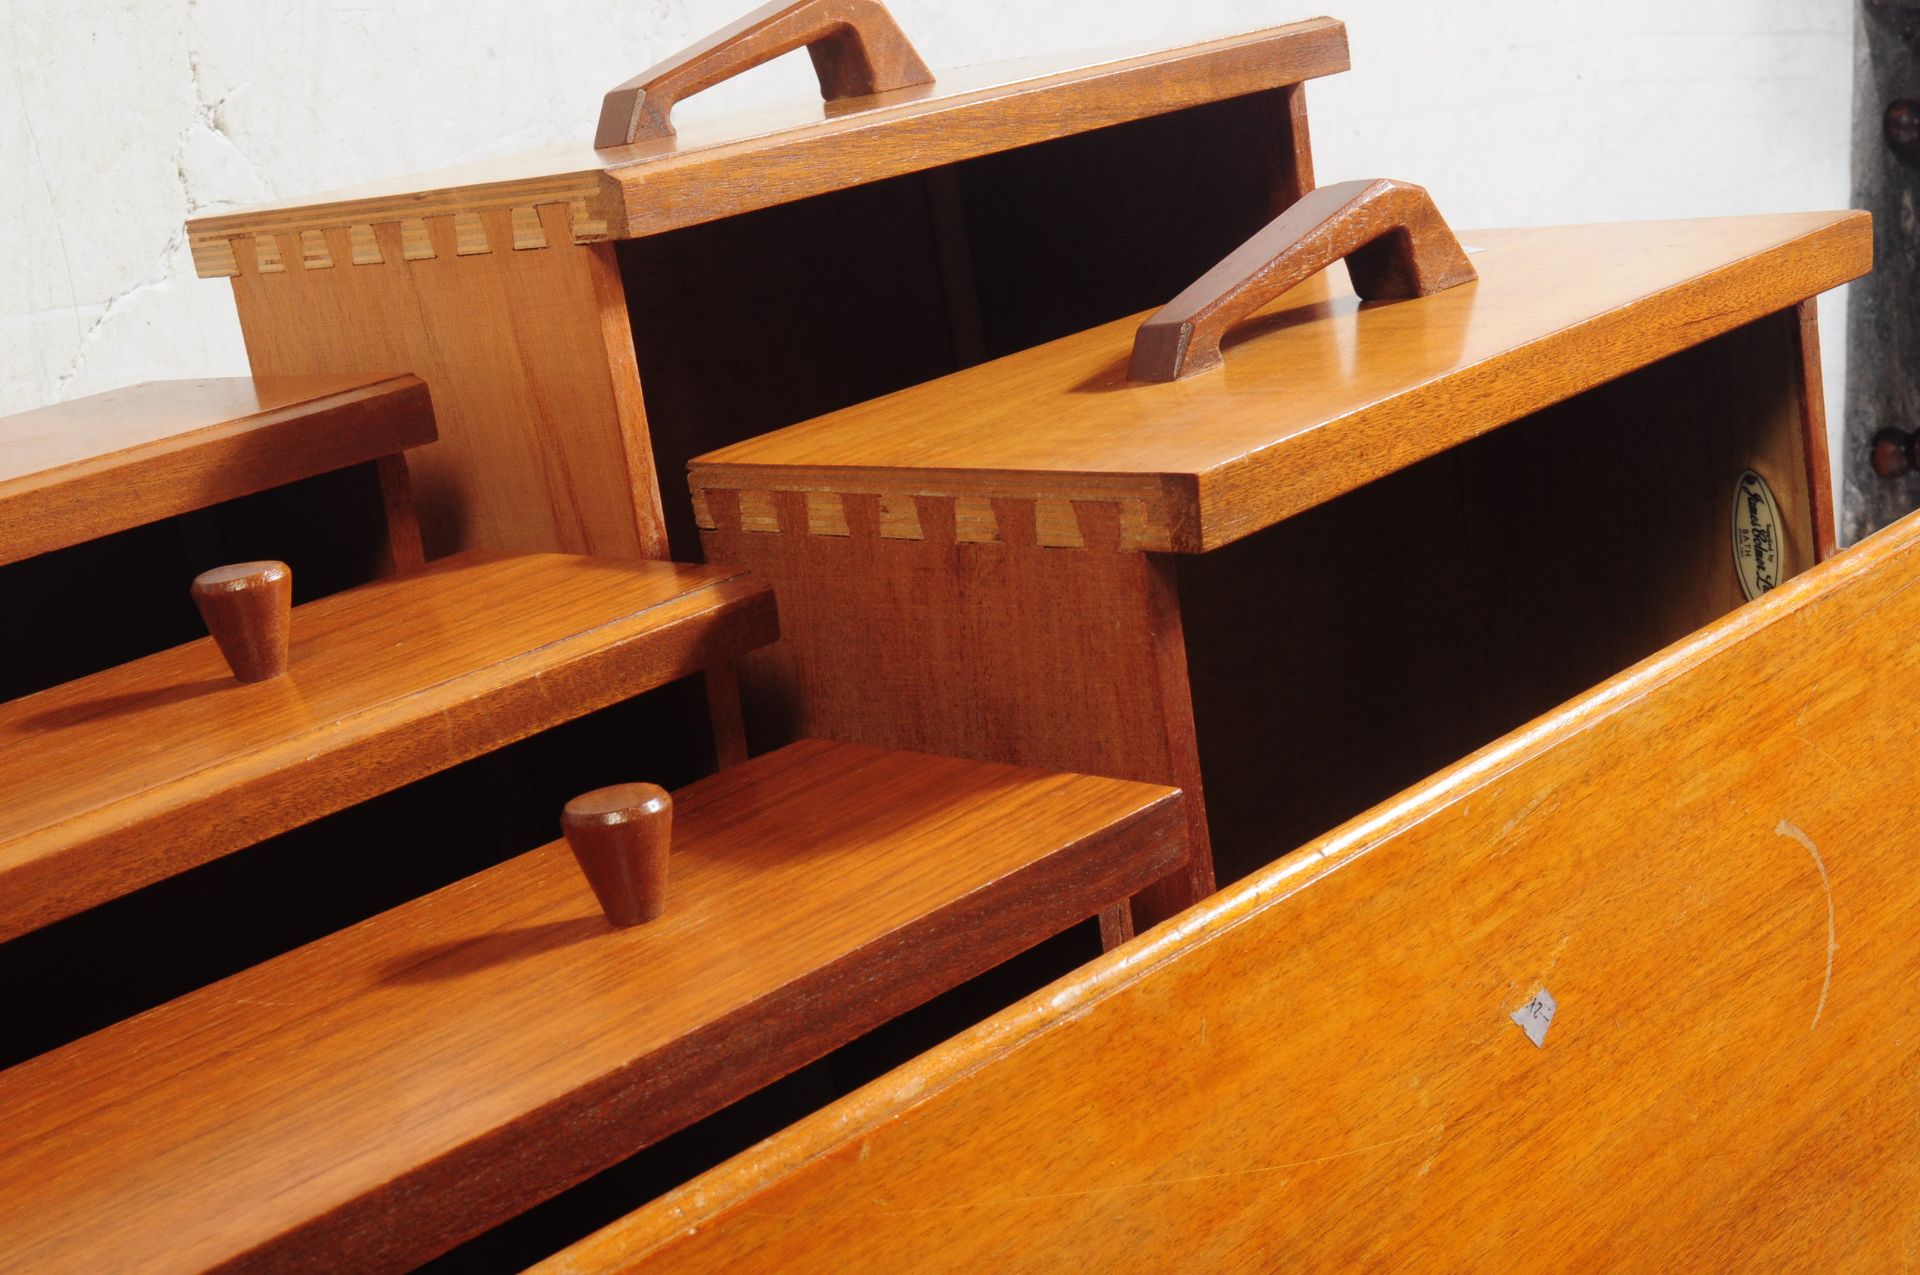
1886, 98, 1920, 160
1871, 426, 1916, 477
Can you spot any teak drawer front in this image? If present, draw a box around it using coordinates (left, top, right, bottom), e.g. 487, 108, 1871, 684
543, 500, 1920, 1275
691, 213, 1865, 931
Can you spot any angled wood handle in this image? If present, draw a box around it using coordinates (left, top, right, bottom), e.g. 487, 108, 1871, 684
594, 0, 933, 149
1129, 178, 1479, 383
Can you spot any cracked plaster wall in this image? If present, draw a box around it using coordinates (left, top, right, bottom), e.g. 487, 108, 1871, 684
2, 1, 1855, 490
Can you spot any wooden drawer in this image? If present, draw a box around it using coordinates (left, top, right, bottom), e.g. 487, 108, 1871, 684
184, 8, 1347, 561
690, 207, 1871, 933
544, 471, 1920, 1275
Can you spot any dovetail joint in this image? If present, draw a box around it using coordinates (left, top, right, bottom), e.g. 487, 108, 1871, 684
189, 201, 584, 278
692, 488, 1167, 553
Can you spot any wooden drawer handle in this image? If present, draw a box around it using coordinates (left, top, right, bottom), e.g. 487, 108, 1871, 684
1129, 178, 1479, 383
563, 783, 674, 926
192, 561, 292, 683
594, 0, 933, 149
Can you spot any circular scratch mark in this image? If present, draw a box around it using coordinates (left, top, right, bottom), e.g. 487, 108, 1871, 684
1775, 819, 1836, 1031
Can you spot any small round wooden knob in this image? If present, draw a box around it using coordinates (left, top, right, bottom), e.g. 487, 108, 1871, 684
562, 783, 673, 927
191, 561, 293, 683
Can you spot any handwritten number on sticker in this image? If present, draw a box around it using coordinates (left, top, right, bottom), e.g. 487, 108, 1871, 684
1511, 989, 1557, 1048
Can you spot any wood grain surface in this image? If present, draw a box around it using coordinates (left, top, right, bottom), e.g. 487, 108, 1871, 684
0, 374, 433, 567
546, 507, 1920, 1275
691, 212, 1870, 553
0, 550, 775, 941
185, 19, 1349, 262
229, 212, 664, 559
703, 492, 1216, 934
0, 741, 1185, 1273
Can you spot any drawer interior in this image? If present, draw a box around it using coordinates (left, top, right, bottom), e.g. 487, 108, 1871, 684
1177, 309, 1821, 884
618, 88, 1306, 557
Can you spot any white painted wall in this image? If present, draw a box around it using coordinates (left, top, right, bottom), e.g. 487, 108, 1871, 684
2, 1, 1855, 434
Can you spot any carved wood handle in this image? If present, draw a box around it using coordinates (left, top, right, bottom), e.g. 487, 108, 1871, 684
594, 0, 934, 149
1128, 178, 1479, 383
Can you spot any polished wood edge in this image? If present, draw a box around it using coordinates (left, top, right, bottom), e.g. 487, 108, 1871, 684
538, 504, 1920, 1275
705, 662, 750, 769
0, 373, 435, 481
582, 235, 672, 561
184, 19, 1348, 268
0, 375, 436, 569
687, 213, 1872, 556
595, 0, 933, 148
1794, 297, 1838, 561
0, 558, 778, 941
374, 452, 427, 574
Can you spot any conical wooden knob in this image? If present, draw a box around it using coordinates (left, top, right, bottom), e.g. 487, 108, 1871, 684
562, 783, 673, 926
192, 561, 292, 683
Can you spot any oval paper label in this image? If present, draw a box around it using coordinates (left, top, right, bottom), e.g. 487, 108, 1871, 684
1732, 470, 1783, 601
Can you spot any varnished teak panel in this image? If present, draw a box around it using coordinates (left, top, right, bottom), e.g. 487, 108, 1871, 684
0, 551, 775, 940
0, 741, 1185, 1273
0, 374, 432, 568
691, 213, 1869, 553
229, 213, 661, 559
547, 504, 1920, 1275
